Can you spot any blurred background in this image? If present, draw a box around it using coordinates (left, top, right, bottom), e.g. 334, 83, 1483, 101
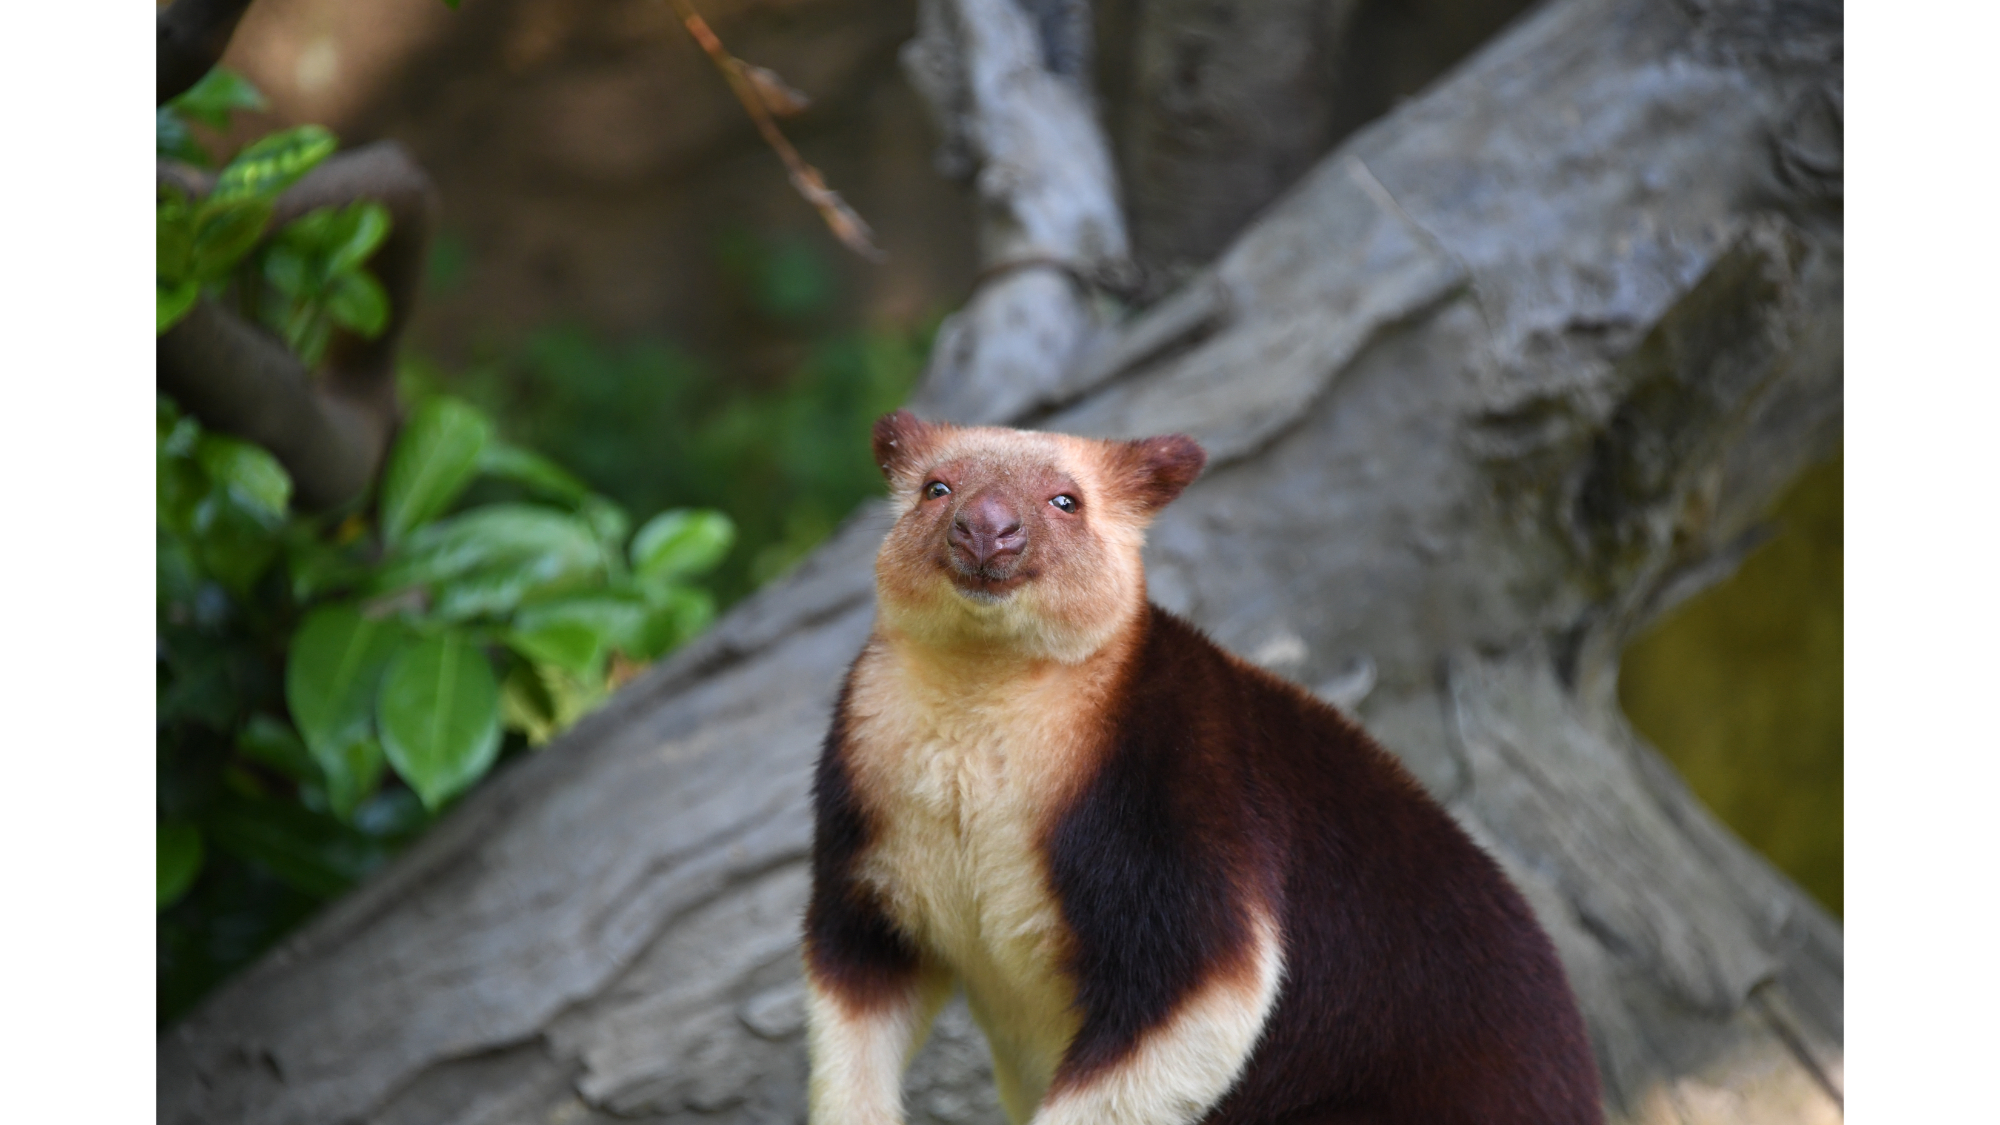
158, 0, 1839, 1026
214, 0, 982, 602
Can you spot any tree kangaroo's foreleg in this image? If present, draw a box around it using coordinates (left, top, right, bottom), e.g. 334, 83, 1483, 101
805, 958, 952, 1125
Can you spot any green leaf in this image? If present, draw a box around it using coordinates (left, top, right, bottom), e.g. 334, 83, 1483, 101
190, 492, 284, 593
322, 202, 391, 274
247, 201, 396, 366
631, 509, 735, 586
286, 605, 407, 791
324, 268, 390, 337
236, 714, 318, 783
505, 612, 611, 678
539, 664, 610, 733
513, 595, 645, 658
475, 441, 591, 505
168, 67, 267, 130
322, 735, 387, 821
158, 822, 204, 911
583, 497, 631, 563
500, 661, 559, 746
265, 201, 388, 275
506, 588, 707, 664
377, 631, 504, 810
158, 279, 200, 334
157, 400, 206, 530
375, 504, 606, 617
633, 586, 716, 660
379, 398, 493, 546
209, 125, 338, 206
236, 717, 382, 823
259, 239, 314, 300
284, 532, 371, 603
505, 621, 602, 677
427, 567, 550, 621
500, 660, 610, 744
157, 186, 195, 283
389, 506, 595, 581
157, 107, 211, 166
282, 304, 335, 369
195, 433, 292, 518
190, 197, 274, 282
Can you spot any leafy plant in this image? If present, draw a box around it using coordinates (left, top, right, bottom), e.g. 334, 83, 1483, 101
157, 64, 746, 1024
156, 123, 338, 332
157, 68, 390, 359
249, 201, 393, 365
408, 236, 934, 607
156, 67, 266, 168
161, 388, 731, 866
158, 389, 732, 1018
154, 50, 885, 1027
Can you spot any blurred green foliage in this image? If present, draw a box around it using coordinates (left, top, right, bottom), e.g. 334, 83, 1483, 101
157, 70, 392, 358
160, 70, 925, 1028
158, 389, 734, 1024
1619, 451, 1843, 916
406, 230, 935, 608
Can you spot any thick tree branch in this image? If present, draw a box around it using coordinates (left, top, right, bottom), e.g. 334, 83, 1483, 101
900, 0, 1130, 424
158, 142, 438, 510
157, 0, 258, 106
159, 299, 381, 510
1092, 0, 1362, 286
1092, 0, 1563, 290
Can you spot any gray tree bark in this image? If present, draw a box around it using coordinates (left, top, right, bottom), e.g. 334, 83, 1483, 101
157, 0, 1843, 1122
1092, 0, 1364, 285
1091, 0, 1547, 289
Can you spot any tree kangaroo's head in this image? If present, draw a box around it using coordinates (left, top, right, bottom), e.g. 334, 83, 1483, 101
869, 410, 1205, 662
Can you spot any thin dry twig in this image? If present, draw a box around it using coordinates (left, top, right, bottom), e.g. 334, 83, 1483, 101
669, 0, 885, 262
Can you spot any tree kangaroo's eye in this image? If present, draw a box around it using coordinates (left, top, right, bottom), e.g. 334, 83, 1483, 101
924, 481, 951, 500
1050, 494, 1078, 514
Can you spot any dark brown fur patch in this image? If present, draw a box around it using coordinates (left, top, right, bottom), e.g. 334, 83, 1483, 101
1040, 607, 1602, 1123
804, 671, 927, 1011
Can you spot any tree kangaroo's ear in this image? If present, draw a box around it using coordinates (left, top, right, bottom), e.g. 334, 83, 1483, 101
1105, 434, 1208, 514
872, 410, 946, 487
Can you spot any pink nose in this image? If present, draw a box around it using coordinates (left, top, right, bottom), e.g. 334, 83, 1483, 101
949, 494, 1026, 569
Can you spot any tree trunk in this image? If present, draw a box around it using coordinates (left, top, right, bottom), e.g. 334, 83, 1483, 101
157, 0, 1843, 1122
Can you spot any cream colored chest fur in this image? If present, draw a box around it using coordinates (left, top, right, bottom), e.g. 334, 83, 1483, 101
844, 647, 1096, 1116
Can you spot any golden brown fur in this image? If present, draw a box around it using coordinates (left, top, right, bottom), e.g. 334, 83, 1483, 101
839, 414, 1202, 1118
810, 412, 1217, 1122
871, 422, 1160, 666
